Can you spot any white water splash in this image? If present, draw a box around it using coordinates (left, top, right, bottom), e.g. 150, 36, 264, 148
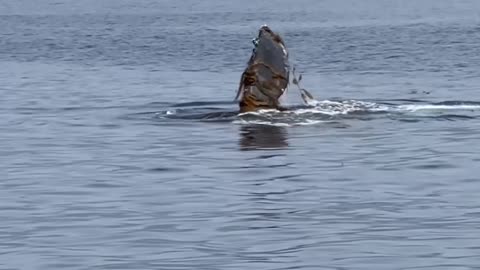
158, 100, 480, 126
234, 100, 390, 126
237, 109, 280, 117
233, 118, 326, 127
298, 100, 390, 115
233, 118, 289, 126
396, 104, 480, 112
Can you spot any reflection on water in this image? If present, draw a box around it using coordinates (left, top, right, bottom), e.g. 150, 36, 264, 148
238, 124, 288, 150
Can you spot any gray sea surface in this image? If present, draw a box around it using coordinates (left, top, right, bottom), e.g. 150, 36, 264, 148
2, 0, 480, 269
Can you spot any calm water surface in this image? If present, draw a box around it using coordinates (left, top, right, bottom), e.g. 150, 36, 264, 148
2, 1, 480, 269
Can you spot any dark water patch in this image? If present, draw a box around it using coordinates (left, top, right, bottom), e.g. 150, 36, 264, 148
148, 167, 187, 173
370, 98, 430, 105
248, 153, 287, 160
239, 124, 289, 150
84, 182, 126, 189
392, 114, 477, 123
434, 114, 477, 120
165, 111, 239, 122
410, 163, 458, 170
433, 100, 480, 106
171, 100, 236, 108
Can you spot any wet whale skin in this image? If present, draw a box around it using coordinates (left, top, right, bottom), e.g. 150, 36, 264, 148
237, 26, 290, 112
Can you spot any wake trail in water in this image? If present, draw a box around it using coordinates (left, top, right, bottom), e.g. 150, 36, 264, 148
397, 104, 480, 112
126, 99, 480, 126
232, 99, 480, 126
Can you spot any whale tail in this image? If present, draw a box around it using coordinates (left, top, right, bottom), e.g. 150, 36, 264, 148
236, 25, 317, 112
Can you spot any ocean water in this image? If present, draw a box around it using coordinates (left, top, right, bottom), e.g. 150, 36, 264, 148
2, 0, 480, 269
